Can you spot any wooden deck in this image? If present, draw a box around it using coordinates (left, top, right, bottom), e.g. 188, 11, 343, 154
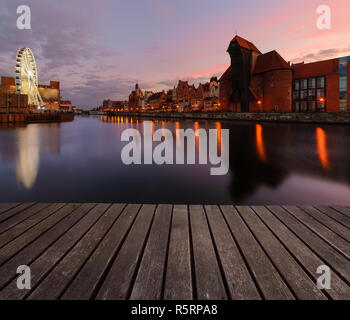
0, 203, 349, 300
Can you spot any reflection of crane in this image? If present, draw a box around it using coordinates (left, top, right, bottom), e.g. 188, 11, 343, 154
15, 47, 45, 109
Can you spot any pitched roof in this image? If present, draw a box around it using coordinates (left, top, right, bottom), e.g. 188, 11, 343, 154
229, 35, 261, 54
253, 50, 291, 74
219, 66, 232, 82
149, 92, 165, 100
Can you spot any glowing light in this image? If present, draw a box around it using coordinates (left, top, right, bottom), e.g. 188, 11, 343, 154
257, 100, 262, 105
319, 97, 325, 103
316, 127, 330, 170
216, 122, 222, 152
255, 124, 267, 162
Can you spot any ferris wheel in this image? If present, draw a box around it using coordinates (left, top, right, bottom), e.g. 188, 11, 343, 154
15, 47, 45, 108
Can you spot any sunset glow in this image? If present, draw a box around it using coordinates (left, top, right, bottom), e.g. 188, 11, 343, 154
1, 0, 349, 108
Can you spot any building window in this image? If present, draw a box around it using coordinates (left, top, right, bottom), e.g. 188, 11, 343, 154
339, 76, 347, 90
301, 79, 307, 89
308, 78, 316, 89
338, 57, 349, 112
317, 89, 325, 99
301, 101, 308, 112
294, 81, 300, 90
317, 77, 325, 88
293, 76, 326, 112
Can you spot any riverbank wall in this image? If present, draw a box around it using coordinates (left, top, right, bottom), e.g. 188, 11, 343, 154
107, 111, 350, 124
0, 112, 75, 124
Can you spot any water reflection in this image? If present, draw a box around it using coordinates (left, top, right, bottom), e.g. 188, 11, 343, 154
16, 125, 39, 189
316, 127, 331, 170
1, 116, 350, 204
255, 124, 267, 163
0, 123, 61, 191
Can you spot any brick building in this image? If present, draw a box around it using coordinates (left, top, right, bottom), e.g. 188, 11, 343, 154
292, 57, 349, 112
128, 83, 143, 111
0, 76, 61, 111
219, 35, 350, 113
0, 76, 29, 113
38, 81, 60, 110
148, 91, 167, 110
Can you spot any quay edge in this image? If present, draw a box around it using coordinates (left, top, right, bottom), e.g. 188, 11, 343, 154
105, 111, 350, 125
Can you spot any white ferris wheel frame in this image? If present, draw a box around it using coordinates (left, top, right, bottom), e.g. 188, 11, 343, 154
15, 47, 45, 109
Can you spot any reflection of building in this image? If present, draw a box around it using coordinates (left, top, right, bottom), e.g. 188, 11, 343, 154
219, 35, 350, 113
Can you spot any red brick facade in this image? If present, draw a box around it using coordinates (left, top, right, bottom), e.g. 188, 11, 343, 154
219, 36, 350, 113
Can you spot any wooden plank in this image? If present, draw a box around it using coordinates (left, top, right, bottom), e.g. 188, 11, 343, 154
301, 206, 350, 242
96, 204, 156, 300
316, 206, 350, 229
268, 206, 350, 284
61, 204, 141, 300
0, 203, 51, 235
0, 203, 85, 266
332, 206, 350, 218
0, 203, 111, 300
253, 206, 350, 300
164, 205, 193, 300
130, 204, 172, 300
220, 205, 293, 300
0, 203, 20, 215
0, 203, 65, 248
0, 203, 86, 290
285, 206, 350, 259
189, 205, 227, 300
236, 206, 326, 300
0, 203, 35, 224
205, 205, 260, 300
28, 204, 124, 300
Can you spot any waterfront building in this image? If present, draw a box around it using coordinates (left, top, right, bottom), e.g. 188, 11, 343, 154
101, 100, 127, 111
128, 83, 143, 111
148, 91, 167, 110
141, 91, 153, 110
172, 86, 177, 104
0, 76, 28, 112
166, 89, 176, 110
38, 81, 61, 110
292, 57, 350, 112
0, 76, 62, 111
219, 35, 350, 113
60, 100, 74, 112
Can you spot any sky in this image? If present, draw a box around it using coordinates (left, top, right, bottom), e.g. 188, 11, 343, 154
0, 0, 349, 109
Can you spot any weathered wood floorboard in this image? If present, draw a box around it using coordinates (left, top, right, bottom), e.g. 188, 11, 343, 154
0, 203, 348, 300
163, 205, 193, 300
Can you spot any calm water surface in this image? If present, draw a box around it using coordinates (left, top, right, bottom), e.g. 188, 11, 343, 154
0, 115, 350, 205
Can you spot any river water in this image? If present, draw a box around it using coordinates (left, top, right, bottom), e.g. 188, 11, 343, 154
0, 115, 349, 205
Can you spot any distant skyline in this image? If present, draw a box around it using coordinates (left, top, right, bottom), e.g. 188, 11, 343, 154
0, 0, 349, 109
